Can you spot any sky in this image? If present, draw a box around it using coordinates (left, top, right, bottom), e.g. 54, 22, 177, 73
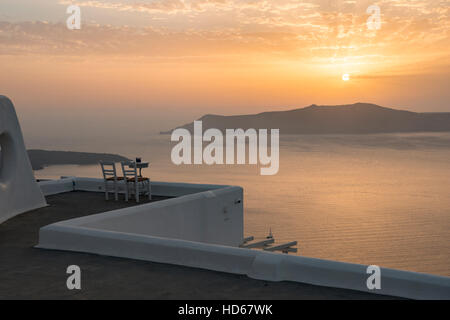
0, 0, 449, 146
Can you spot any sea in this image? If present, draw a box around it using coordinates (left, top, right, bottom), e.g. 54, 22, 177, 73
34, 132, 450, 277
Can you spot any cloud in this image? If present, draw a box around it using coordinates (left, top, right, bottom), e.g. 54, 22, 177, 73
58, 0, 233, 14
0, 21, 306, 59
0, 0, 448, 73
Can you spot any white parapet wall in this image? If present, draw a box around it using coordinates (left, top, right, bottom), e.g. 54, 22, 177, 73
39, 177, 244, 247
37, 177, 450, 299
40, 177, 230, 197
39, 177, 75, 196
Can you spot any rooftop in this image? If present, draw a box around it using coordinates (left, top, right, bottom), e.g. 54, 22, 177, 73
0, 191, 396, 299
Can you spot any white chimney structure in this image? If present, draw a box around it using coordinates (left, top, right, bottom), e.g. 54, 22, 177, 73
0, 95, 47, 223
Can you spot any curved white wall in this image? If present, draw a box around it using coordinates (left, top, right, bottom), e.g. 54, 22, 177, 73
0, 96, 46, 223
83, 187, 243, 246
38, 223, 450, 300
39, 178, 244, 246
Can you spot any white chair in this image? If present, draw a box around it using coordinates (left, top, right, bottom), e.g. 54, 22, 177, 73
121, 161, 151, 203
100, 161, 123, 201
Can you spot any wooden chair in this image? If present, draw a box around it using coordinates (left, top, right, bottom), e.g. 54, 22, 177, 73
100, 161, 124, 201
120, 161, 151, 202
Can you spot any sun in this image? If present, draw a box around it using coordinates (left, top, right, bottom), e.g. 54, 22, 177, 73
342, 73, 350, 81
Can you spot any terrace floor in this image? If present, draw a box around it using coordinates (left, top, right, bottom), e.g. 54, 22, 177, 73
0, 191, 398, 299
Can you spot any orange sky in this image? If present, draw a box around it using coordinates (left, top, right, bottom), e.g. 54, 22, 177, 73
0, 0, 449, 138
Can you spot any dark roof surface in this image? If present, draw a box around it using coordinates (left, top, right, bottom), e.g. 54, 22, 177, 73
0, 191, 397, 299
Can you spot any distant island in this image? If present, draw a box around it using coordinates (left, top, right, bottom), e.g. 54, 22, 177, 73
27, 150, 130, 170
161, 103, 450, 135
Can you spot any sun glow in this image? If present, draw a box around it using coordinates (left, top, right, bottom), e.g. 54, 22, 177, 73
342, 74, 350, 81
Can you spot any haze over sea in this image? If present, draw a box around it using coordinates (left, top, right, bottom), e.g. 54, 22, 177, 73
33, 133, 450, 277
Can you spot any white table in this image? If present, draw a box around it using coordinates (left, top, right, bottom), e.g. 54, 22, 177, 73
128, 162, 149, 177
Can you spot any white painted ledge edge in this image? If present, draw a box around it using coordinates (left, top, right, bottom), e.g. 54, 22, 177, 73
39, 177, 229, 197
